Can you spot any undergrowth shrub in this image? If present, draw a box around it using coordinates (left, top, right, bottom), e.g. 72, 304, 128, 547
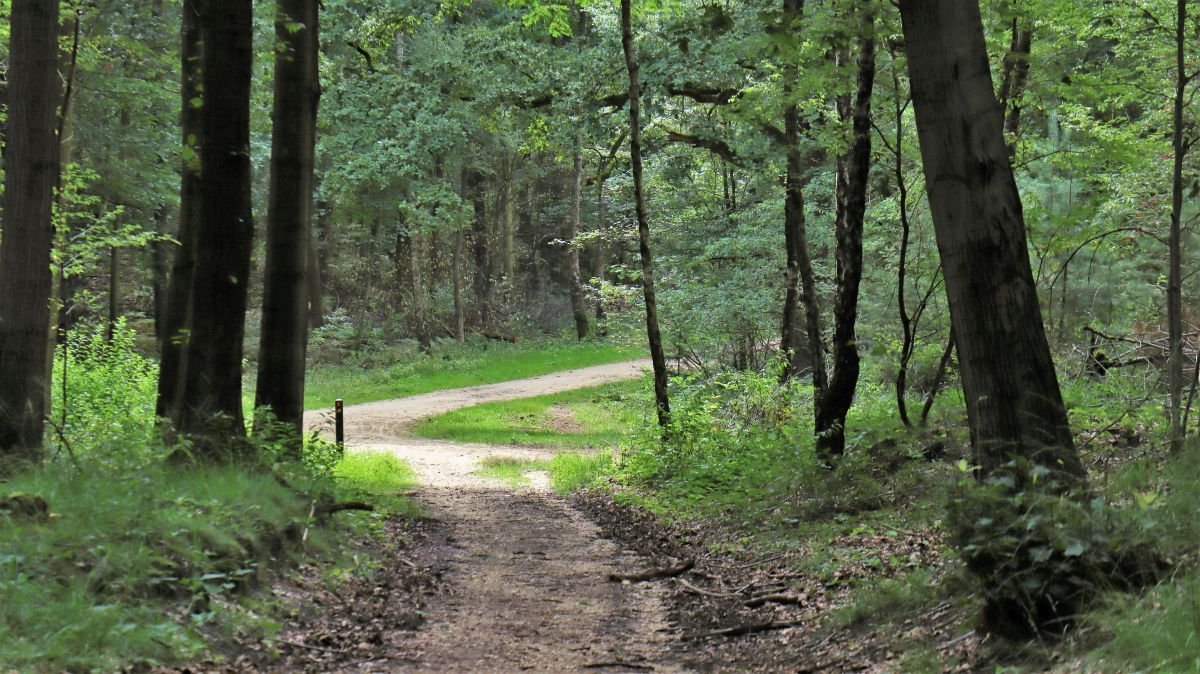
947, 465, 1163, 638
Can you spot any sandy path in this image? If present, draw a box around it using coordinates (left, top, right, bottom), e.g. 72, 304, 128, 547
303, 360, 687, 673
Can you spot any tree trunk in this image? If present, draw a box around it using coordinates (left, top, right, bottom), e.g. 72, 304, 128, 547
453, 224, 466, 344
175, 0, 256, 450
106, 246, 120, 343
466, 168, 490, 329
1169, 0, 1187, 452
407, 229, 432, 353
997, 19, 1031, 157
891, 60, 916, 428
0, 0, 61, 461
897, 0, 1085, 486
255, 0, 320, 441
621, 0, 670, 429
157, 0, 203, 420
568, 132, 590, 339
780, 0, 822, 385
815, 4, 875, 463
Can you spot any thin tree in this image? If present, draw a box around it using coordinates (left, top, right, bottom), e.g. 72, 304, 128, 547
813, 1, 875, 462
567, 131, 590, 339
174, 0, 256, 449
256, 0, 321, 441
897, 0, 1086, 486
1168, 0, 1189, 453
0, 0, 62, 462
621, 0, 671, 429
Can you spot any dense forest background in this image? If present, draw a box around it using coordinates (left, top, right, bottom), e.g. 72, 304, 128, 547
2, 0, 1200, 671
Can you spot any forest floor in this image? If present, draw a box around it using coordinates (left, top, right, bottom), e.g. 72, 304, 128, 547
174, 359, 998, 673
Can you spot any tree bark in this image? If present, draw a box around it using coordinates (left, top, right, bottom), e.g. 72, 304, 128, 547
897, 0, 1085, 486
1169, 0, 1187, 452
106, 246, 120, 342
466, 167, 490, 329
175, 0, 256, 450
157, 0, 203, 420
407, 228, 432, 353
453, 224, 466, 344
780, 0, 822, 385
568, 132, 590, 339
0, 0, 61, 461
255, 0, 320, 441
815, 4, 875, 463
997, 19, 1031, 157
622, 0, 671, 429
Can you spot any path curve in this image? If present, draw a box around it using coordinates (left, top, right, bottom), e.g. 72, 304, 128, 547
304, 359, 687, 673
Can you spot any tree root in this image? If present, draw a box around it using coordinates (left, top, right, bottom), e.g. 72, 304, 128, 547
608, 558, 694, 582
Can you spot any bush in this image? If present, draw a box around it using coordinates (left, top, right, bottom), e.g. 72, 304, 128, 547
947, 466, 1162, 637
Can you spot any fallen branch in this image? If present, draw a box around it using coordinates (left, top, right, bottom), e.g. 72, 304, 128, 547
609, 558, 694, 583
744, 593, 804, 608
281, 639, 353, 655
677, 578, 741, 598
689, 619, 804, 640
315, 501, 375, 516
583, 662, 654, 671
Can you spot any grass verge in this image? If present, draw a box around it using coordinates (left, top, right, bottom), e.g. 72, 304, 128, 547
414, 379, 644, 448
303, 338, 645, 411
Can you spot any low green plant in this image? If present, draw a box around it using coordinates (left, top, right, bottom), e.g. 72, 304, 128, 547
334, 450, 420, 516
549, 452, 612, 494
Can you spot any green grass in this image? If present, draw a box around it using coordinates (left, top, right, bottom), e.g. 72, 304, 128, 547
474, 453, 611, 494
413, 379, 645, 448
475, 456, 552, 487
334, 450, 421, 517
303, 338, 645, 411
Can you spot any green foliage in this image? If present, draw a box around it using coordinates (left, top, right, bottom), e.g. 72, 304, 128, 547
334, 450, 420, 516
947, 468, 1161, 637
50, 319, 159, 460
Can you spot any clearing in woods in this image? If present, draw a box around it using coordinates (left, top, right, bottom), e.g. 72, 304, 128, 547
301, 360, 685, 673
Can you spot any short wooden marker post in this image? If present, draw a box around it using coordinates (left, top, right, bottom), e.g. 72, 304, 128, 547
335, 399, 345, 448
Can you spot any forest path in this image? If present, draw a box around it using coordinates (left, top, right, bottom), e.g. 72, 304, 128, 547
302, 360, 687, 673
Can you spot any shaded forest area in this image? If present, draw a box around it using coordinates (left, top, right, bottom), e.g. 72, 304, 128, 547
1, 0, 1200, 671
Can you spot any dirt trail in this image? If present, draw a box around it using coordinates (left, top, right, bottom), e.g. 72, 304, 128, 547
302, 360, 687, 673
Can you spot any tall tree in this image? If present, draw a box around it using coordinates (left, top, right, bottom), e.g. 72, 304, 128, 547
256, 0, 321, 440
1168, 0, 1188, 453
567, 132, 590, 339
174, 0, 256, 448
0, 0, 63, 462
897, 0, 1085, 486
157, 0, 203, 421
621, 0, 671, 429
813, 1, 876, 462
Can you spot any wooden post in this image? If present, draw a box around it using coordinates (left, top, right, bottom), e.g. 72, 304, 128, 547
335, 398, 344, 447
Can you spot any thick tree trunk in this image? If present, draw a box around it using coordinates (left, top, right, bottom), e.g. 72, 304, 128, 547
568, 133, 590, 339
815, 5, 875, 463
255, 0, 320, 440
622, 0, 670, 429
157, 0, 203, 420
0, 0, 61, 461
898, 0, 1085, 486
175, 0, 256, 450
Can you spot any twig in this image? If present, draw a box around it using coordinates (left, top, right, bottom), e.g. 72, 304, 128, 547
609, 559, 694, 582
689, 619, 804, 640
677, 578, 740, 598
744, 593, 805, 608
735, 552, 787, 570
583, 662, 654, 671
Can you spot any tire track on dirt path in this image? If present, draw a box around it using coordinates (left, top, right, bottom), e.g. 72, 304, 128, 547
302, 359, 689, 673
